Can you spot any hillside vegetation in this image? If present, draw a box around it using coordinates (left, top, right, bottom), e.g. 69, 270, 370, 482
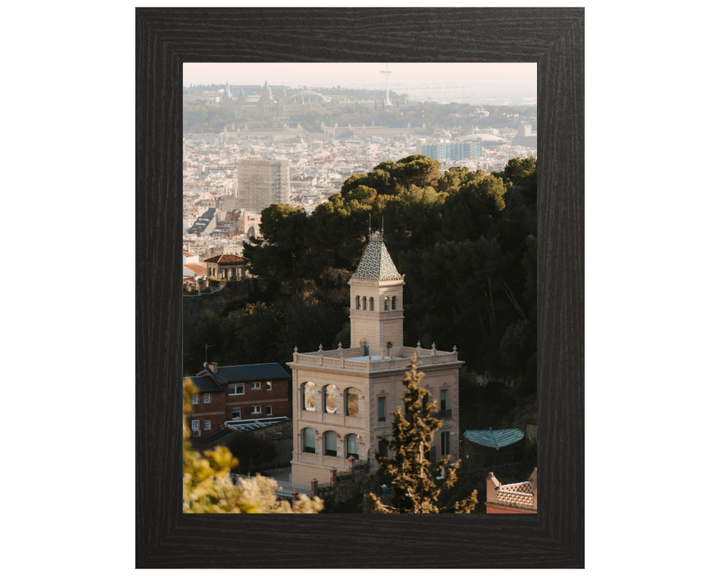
184, 155, 537, 429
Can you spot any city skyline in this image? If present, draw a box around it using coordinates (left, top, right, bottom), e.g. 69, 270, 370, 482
183, 62, 537, 94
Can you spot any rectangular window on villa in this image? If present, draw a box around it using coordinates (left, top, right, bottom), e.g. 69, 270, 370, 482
441, 431, 450, 456
232, 408, 240, 419
203, 393, 211, 403
440, 390, 447, 412
229, 384, 244, 395
378, 397, 386, 422
251, 406, 261, 414
191, 420, 199, 430
378, 438, 389, 458
266, 381, 272, 391
266, 406, 272, 415
251, 382, 261, 390
191, 394, 198, 405
204, 420, 211, 430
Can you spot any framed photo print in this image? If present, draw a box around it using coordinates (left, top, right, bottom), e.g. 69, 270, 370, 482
137, 7, 583, 568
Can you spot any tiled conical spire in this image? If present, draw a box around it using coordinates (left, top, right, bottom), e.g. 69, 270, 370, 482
353, 231, 402, 281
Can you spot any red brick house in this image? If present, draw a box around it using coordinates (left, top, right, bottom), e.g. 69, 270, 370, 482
186, 362, 291, 438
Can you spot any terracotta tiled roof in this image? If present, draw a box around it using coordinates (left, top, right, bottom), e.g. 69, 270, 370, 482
184, 263, 207, 275
204, 254, 245, 264
183, 249, 194, 257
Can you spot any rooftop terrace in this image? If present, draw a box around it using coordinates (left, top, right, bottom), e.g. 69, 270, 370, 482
291, 342, 460, 372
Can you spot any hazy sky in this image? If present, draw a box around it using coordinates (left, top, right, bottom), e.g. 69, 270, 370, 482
183, 62, 536, 92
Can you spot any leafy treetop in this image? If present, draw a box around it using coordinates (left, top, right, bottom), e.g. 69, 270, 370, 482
369, 357, 478, 514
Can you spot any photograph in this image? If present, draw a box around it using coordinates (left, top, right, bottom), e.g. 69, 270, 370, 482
181, 62, 539, 515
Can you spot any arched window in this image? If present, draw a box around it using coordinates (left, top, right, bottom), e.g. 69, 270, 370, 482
301, 382, 317, 411
346, 434, 359, 459
324, 431, 337, 457
369, 297, 374, 311
391, 296, 397, 310
323, 384, 339, 414
302, 428, 316, 453
384, 296, 389, 311
362, 296, 367, 310
356, 296, 361, 310
345, 387, 359, 417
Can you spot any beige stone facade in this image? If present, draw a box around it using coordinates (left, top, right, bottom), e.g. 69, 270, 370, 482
349, 277, 405, 352
288, 231, 464, 487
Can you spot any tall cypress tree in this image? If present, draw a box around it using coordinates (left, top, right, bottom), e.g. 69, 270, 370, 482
369, 357, 478, 513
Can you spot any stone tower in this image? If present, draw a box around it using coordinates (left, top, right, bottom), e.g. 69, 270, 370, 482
348, 228, 405, 355
288, 228, 464, 488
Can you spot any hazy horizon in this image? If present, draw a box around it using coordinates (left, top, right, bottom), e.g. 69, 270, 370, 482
183, 62, 536, 95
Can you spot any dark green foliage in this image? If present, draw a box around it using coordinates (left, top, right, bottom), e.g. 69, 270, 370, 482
183, 309, 223, 375
436, 458, 537, 513
183, 280, 348, 373
243, 204, 312, 283
227, 155, 537, 387
368, 358, 478, 513
340, 155, 441, 198
225, 432, 279, 475
183, 104, 237, 134
183, 97, 536, 135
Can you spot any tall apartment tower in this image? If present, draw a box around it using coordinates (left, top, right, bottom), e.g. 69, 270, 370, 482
288, 229, 464, 487
236, 159, 290, 214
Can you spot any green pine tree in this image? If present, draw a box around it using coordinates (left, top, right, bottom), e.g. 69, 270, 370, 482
369, 357, 478, 513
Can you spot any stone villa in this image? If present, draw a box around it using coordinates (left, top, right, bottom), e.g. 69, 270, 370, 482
288, 229, 464, 487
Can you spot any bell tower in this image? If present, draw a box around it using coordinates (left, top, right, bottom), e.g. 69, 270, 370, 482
348, 228, 405, 355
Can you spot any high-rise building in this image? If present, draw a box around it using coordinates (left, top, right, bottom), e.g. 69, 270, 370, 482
421, 140, 483, 161
236, 159, 290, 214
513, 123, 537, 148
289, 229, 463, 487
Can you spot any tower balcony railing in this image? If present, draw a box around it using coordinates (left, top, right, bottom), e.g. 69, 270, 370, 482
292, 345, 459, 371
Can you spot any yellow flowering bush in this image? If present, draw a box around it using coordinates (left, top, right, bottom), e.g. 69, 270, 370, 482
183, 378, 323, 514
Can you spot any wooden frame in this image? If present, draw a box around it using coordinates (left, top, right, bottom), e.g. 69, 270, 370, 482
137, 8, 584, 568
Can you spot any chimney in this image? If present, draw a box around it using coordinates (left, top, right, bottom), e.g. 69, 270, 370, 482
209, 362, 219, 374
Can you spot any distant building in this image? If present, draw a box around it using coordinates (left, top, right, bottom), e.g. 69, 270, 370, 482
223, 79, 232, 100
239, 211, 261, 237
457, 129, 511, 148
290, 90, 331, 104
204, 253, 246, 280
259, 80, 274, 102
188, 208, 217, 236
421, 140, 483, 161
187, 362, 291, 439
183, 249, 207, 278
513, 123, 537, 148
237, 159, 290, 214
485, 468, 537, 514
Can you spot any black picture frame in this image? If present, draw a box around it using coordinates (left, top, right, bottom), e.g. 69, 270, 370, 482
137, 7, 584, 568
